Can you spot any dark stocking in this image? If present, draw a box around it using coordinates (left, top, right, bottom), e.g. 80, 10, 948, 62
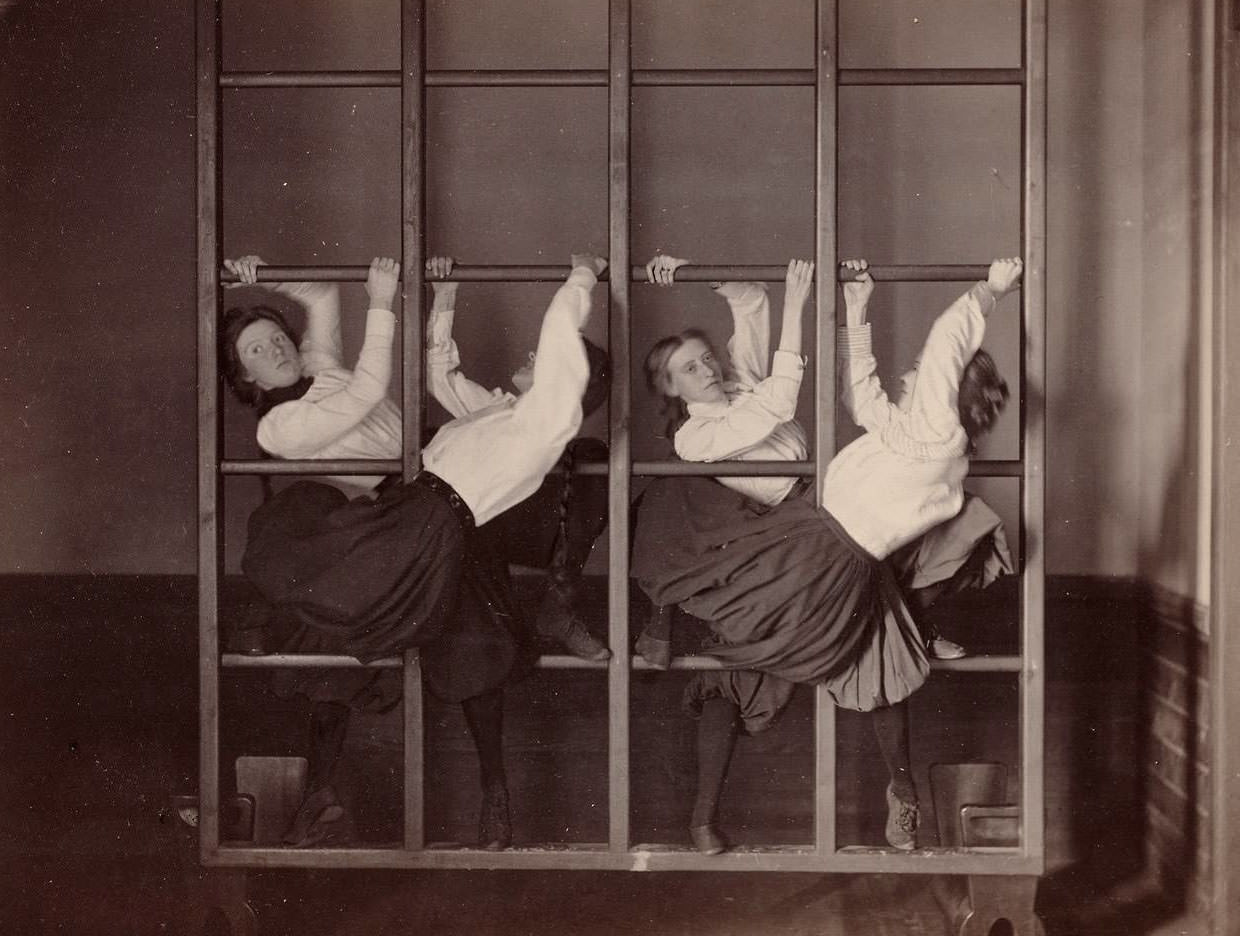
306, 701, 351, 795
691, 699, 740, 828
870, 700, 916, 802
461, 688, 507, 791
558, 439, 609, 577
906, 581, 947, 640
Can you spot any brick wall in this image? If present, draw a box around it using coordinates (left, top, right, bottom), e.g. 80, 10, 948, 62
1137, 582, 1212, 917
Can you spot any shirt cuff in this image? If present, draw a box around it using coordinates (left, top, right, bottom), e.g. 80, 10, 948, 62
771, 349, 807, 377
837, 324, 872, 356
427, 342, 461, 369
713, 281, 766, 303
364, 307, 397, 339
971, 282, 999, 315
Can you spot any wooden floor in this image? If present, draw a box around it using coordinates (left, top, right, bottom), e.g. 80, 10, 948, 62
0, 575, 1206, 934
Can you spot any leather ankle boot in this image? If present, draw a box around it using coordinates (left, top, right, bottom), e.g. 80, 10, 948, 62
535, 582, 610, 661
635, 604, 673, 669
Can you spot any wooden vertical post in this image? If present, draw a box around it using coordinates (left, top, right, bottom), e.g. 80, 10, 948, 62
607, 0, 633, 854
196, 0, 223, 862
401, 0, 427, 852
1020, 0, 1048, 872
813, 0, 839, 857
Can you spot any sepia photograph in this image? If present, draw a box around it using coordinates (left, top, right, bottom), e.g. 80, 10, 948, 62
1, 1, 1235, 933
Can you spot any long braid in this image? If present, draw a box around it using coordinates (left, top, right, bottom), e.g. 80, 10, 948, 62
551, 441, 577, 581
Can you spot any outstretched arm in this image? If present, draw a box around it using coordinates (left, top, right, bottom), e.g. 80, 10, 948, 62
836, 259, 898, 433
715, 279, 771, 387
257, 258, 400, 458
775, 258, 813, 358
509, 253, 605, 452
424, 256, 511, 418
907, 257, 1022, 439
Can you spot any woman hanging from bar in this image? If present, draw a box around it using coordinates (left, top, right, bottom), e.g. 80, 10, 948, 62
633, 252, 1023, 854
423, 262, 612, 663
220, 252, 608, 850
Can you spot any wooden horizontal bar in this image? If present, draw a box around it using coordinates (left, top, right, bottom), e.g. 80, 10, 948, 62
223, 652, 1024, 674
930, 655, 1024, 673
220, 265, 567, 283
580, 459, 1020, 479
536, 655, 730, 671
633, 460, 814, 477
219, 264, 994, 285
222, 68, 814, 90
221, 69, 609, 89
837, 265, 990, 282
221, 653, 714, 672
218, 458, 1018, 480
968, 460, 1023, 478
640, 264, 992, 283
220, 459, 401, 476
634, 460, 1022, 479
221, 68, 1021, 90
632, 69, 814, 86
207, 843, 1041, 875
839, 68, 1025, 86
221, 71, 400, 88
222, 653, 402, 669
218, 458, 607, 477
428, 69, 605, 87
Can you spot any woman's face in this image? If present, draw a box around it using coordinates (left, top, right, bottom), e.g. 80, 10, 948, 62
664, 337, 726, 405
236, 319, 303, 390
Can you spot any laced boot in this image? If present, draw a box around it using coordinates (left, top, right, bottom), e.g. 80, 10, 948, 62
535, 550, 609, 662
689, 823, 728, 856
635, 604, 672, 670
885, 782, 920, 850
283, 784, 353, 847
478, 781, 512, 851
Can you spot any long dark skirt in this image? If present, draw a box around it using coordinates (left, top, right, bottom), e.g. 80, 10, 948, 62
243, 479, 531, 705
632, 477, 929, 713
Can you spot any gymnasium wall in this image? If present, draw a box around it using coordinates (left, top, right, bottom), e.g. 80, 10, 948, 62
1131, 0, 1216, 916
0, 0, 1203, 588
1137, 0, 1214, 606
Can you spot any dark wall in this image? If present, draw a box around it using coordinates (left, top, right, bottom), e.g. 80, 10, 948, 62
2, 0, 1029, 573
1, 1, 197, 573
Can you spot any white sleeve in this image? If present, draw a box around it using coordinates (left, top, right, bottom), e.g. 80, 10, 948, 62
837, 324, 898, 434
715, 282, 770, 386
908, 282, 995, 440
427, 301, 511, 419
673, 354, 805, 462
256, 307, 396, 458
507, 267, 596, 453
273, 281, 342, 375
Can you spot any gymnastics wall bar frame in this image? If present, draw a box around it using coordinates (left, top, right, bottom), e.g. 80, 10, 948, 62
196, 0, 1046, 922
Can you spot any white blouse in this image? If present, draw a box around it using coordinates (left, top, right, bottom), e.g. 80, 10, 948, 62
673, 281, 809, 506
821, 281, 998, 559
256, 280, 401, 495
256, 268, 599, 525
